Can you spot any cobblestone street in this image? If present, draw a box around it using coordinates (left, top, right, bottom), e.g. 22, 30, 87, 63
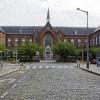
0, 63, 100, 100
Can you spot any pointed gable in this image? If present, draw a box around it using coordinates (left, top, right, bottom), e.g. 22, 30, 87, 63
40, 22, 56, 34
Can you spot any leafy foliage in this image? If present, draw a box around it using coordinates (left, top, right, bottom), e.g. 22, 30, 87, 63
53, 41, 79, 61
90, 47, 100, 58
19, 42, 43, 58
0, 44, 7, 52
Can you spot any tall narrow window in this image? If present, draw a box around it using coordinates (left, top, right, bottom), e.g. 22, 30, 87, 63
78, 39, 81, 47
15, 38, 18, 46
99, 35, 100, 45
22, 38, 25, 45
93, 38, 94, 46
64, 39, 67, 43
29, 39, 32, 45
85, 40, 87, 46
96, 36, 98, 45
71, 39, 74, 45
90, 38, 92, 46
8, 38, 11, 47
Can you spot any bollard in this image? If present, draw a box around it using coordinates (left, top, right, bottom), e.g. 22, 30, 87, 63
79, 63, 80, 67
76, 60, 80, 68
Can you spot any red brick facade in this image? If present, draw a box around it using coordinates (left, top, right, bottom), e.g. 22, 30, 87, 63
0, 22, 99, 49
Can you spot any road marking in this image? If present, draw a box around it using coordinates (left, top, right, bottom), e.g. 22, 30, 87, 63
0, 79, 6, 83
9, 79, 16, 84
45, 66, 49, 68
58, 66, 62, 68
22, 76, 26, 79
17, 80, 22, 83
0, 78, 16, 84
51, 66, 55, 68
33, 66, 36, 69
26, 66, 30, 69
38, 66, 43, 68
1, 91, 8, 98
19, 71, 25, 73
11, 84, 17, 89
71, 66, 74, 69
63, 66, 68, 68
32, 65, 73, 69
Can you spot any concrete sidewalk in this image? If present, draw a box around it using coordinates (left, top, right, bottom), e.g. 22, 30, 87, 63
79, 63, 100, 75
0, 62, 20, 77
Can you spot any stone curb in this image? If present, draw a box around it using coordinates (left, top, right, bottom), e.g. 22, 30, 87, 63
80, 67, 100, 76
0, 67, 20, 77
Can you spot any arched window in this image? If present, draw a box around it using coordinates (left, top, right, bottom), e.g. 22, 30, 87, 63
15, 38, 18, 46
85, 39, 87, 46
29, 39, 32, 44
90, 38, 92, 46
93, 38, 94, 46
96, 36, 98, 45
22, 38, 25, 45
43, 33, 53, 47
64, 39, 67, 42
71, 39, 74, 44
78, 39, 81, 47
99, 35, 100, 45
8, 38, 11, 46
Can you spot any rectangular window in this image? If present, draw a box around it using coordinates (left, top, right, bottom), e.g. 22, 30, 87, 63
99, 35, 100, 45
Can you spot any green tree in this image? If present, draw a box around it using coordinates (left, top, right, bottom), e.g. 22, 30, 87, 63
53, 41, 79, 61
0, 44, 7, 52
19, 42, 43, 62
90, 47, 100, 58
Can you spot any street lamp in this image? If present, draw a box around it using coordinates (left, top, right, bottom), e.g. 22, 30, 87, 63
0, 51, 3, 68
16, 47, 18, 64
76, 8, 89, 69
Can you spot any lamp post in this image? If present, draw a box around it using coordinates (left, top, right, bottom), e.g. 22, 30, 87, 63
0, 51, 3, 68
16, 47, 17, 64
76, 8, 89, 69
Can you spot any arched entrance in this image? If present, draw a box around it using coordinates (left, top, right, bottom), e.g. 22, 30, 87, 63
43, 45, 53, 60
43, 33, 53, 47
42, 32, 54, 60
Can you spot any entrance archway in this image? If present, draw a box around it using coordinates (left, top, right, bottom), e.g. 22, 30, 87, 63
43, 45, 53, 60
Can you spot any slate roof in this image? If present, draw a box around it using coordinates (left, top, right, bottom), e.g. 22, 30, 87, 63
0, 27, 6, 33
92, 25, 100, 33
54, 27, 95, 35
1, 26, 95, 35
1, 26, 43, 34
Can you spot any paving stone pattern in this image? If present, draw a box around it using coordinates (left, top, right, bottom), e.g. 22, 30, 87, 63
0, 63, 100, 100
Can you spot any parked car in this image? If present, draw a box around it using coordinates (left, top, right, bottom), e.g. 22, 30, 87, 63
97, 59, 100, 67
90, 59, 96, 64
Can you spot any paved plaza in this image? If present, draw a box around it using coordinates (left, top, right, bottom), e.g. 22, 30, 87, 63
0, 62, 100, 100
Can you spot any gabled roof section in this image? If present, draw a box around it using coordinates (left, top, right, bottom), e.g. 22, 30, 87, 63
1, 26, 43, 34
40, 22, 55, 33
54, 27, 95, 35
0, 27, 5, 33
92, 25, 100, 33
0, 26, 95, 35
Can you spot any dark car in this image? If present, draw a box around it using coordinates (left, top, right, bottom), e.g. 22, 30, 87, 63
90, 59, 96, 64
97, 59, 100, 67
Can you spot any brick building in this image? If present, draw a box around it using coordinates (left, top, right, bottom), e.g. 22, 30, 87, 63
0, 9, 99, 59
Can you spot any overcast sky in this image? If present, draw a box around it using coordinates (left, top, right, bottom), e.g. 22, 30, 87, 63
0, 0, 100, 27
